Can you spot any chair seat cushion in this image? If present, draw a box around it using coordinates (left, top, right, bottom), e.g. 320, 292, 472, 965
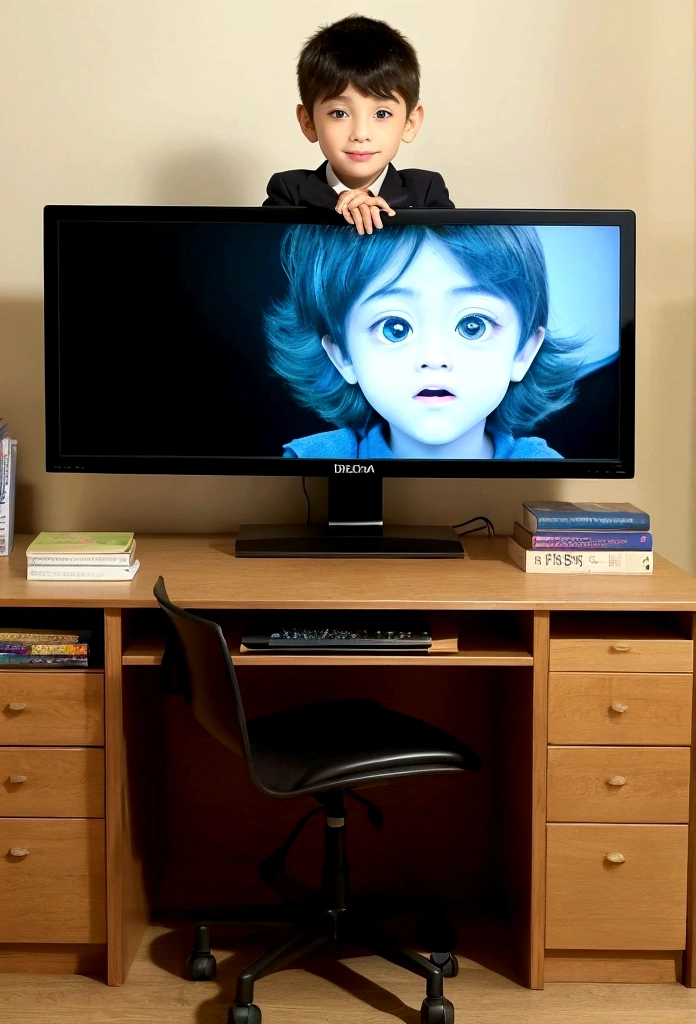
247, 699, 481, 796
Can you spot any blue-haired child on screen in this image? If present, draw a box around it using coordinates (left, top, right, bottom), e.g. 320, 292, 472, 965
265, 223, 582, 459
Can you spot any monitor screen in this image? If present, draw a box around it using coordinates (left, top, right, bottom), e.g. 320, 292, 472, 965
44, 206, 635, 479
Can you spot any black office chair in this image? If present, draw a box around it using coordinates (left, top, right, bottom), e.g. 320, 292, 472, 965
154, 576, 481, 1024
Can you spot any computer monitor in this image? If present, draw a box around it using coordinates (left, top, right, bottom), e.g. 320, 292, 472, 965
43, 205, 635, 557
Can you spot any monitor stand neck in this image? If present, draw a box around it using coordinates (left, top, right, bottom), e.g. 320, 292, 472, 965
236, 475, 463, 558
328, 472, 383, 533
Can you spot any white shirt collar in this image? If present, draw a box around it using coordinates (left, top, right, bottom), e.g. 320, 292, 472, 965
325, 163, 389, 197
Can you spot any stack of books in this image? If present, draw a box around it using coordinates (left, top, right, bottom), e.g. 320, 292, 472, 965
25, 532, 139, 581
0, 418, 18, 557
0, 627, 92, 668
507, 502, 653, 574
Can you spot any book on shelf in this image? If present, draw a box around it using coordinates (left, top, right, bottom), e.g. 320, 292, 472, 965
0, 641, 90, 655
0, 427, 9, 503
26, 560, 140, 582
508, 537, 653, 574
26, 532, 135, 558
521, 501, 650, 532
0, 627, 92, 644
0, 627, 92, 666
0, 653, 88, 667
0, 434, 18, 557
513, 522, 652, 551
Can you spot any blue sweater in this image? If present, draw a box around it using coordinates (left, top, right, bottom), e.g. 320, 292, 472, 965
282, 422, 563, 459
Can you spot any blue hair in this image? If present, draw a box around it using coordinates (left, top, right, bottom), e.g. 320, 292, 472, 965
264, 223, 582, 435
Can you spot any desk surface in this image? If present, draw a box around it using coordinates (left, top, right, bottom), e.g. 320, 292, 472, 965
2, 533, 696, 611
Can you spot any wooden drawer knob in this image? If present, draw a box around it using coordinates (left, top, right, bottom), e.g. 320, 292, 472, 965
9, 847, 29, 858
607, 775, 627, 787
610, 701, 628, 714
7, 703, 27, 712
611, 643, 632, 652
8, 775, 28, 785
605, 852, 625, 864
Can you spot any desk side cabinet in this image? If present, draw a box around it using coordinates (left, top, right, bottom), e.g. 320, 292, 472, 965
0, 667, 106, 971
544, 612, 694, 984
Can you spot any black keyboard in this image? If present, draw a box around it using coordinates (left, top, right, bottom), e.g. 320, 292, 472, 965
242, 612, 431, 653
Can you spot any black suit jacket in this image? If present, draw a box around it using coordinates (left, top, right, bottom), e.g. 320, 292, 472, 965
262, 161, 455, 210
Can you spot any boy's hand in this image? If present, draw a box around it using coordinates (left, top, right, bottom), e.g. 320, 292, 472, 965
335, 189, 396, 235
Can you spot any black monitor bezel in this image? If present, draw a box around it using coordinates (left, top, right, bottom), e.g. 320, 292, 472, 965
43, 204, 635, 479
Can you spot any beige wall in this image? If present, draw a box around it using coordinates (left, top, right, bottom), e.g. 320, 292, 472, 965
1, 0, 694, 567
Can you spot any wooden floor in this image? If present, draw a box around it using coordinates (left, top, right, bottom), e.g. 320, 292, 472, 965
2, 924, 696, 1023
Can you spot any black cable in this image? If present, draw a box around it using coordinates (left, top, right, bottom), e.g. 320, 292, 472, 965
301, 476, 311, 526
452, 516, 495, 537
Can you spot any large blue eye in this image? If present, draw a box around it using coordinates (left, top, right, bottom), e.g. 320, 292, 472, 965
456, 315, 489, 341
380, 317, 411, 343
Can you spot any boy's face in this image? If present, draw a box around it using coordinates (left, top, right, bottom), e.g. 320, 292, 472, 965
323, 237, 544, 458
297, 84, 423, 190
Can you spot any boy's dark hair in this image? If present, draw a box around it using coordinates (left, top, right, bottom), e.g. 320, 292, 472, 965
297, 15, 420, 116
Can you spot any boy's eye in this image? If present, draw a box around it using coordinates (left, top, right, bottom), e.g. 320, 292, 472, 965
329, 110, 348, 119
374, 109, 391, 119
456, 315, 494, 341
379, 317, 412, 343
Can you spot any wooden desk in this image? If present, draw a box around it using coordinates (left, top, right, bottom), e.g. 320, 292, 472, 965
1, 534, 695, 991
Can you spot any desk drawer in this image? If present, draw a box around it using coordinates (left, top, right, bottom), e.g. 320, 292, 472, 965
0, 818, 106, 943
548, 638, 692, 673
548, 673, 693, 745
547, 747, 690, 823
0, 673, 104, 746
546, 824, 688, 949
0, 748, 104, 817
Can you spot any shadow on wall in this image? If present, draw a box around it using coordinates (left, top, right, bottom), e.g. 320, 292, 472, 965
148, 146, 266, 207
0, 299, 43, 532
656, 296, 696, 571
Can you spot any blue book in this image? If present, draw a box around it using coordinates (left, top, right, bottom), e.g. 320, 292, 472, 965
513, 522, 652, 550
522, 501, 650, 532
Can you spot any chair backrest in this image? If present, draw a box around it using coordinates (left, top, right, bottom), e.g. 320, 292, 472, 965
154, 576, 252, 762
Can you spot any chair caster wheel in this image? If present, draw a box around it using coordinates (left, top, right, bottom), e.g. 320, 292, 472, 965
430, 952, 459, 977
188, 953, 216, 980
228, 1004, 262, 1024
421, 996, 455, 1024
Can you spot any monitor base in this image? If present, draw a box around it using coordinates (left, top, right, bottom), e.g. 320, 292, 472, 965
235, 524, 464, 558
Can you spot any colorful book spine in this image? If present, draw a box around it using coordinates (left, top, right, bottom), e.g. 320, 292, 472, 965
522, 504, 650, 532
508, 538, 653, 574
513, 523, 652, 551
527, 533, 652, 550
0, 642, 89, 655
0, 630, 90, 643
530, 515, 649, 531
0, 653, 88, 666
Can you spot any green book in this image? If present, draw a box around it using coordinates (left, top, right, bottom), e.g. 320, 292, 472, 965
26, 531, 135, 554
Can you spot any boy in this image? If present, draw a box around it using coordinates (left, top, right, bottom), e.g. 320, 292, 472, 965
263, 15, 454, 234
